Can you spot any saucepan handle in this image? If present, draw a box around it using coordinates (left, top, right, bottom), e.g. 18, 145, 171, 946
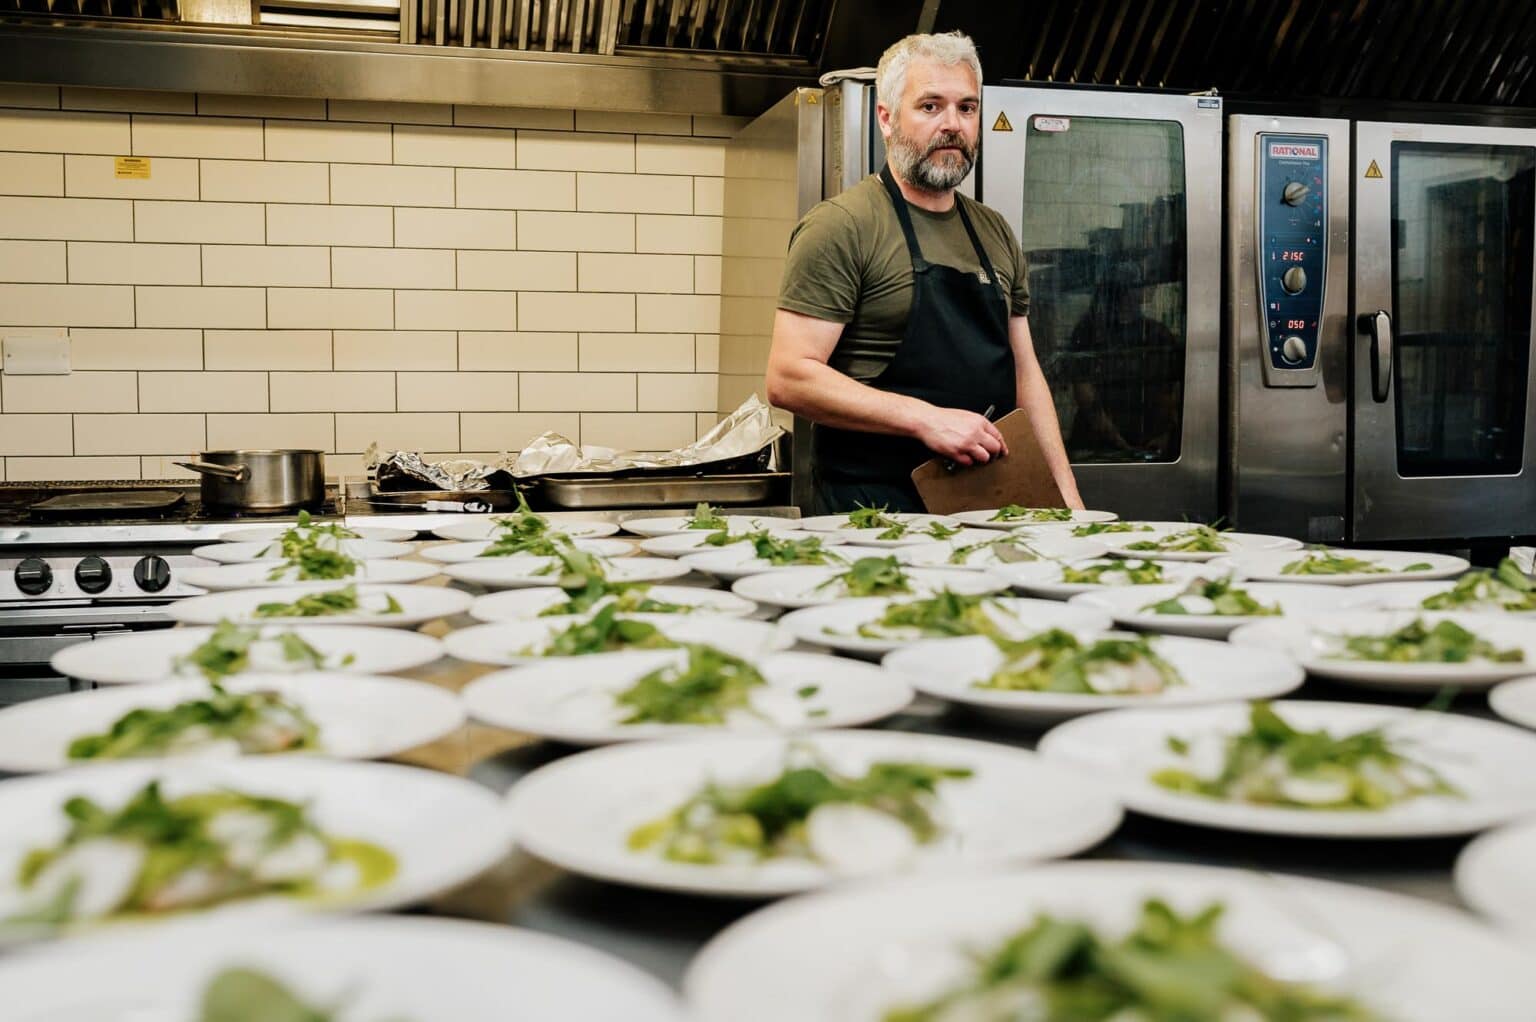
173, 460, 248, 482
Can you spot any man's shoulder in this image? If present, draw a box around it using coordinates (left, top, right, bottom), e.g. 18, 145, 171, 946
803, 175, 892, 228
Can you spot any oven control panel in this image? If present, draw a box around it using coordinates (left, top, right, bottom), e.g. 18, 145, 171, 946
0, 554, 208, 601
1257, 133, 1327, 387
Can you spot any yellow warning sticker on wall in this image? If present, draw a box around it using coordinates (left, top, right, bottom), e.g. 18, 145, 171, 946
114, 156, 150, 180
992, 111, 1013, 132
1364, 159, 1383, 179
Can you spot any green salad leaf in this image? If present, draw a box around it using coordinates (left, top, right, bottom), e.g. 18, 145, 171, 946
1423, 557, 1536, 612
744, 531, 840, 567
948, 534, 1045, 565
172, 621, 342, 681
687, 502, 728, 530
882, 897, 1384, 1022
533, 603, 679, 656
702, 529, 751, 547
627, 753, 972, 865
1328, 617, 1524, 664
613, 644, 769, 724
1140, 576, 1280, 617
9, 781, 396, 925
976, 630, 1182, 694
1152, 701, 1462, 810
989, 505, 1072, 523
254, 585, 402, 619
1072, 521, 1152, 537
853, 591, 1014, 640
846, 504, 903, 530
1124, 524, 1228, 554
1280, 548, 1390, 576
815, 556, 912, 597
1059, 560, 1167, 585
67, 683, 321, 760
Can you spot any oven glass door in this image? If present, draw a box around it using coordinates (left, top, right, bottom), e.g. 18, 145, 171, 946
981, 87, 1223, 521
1352, 123, 1536, 540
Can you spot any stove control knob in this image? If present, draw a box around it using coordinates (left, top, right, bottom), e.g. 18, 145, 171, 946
1281, 265, 1307, 295
133, 555, 171, 593
1282, 180, 1310, 206
75, 556, 113, 595
1281, 335, 1308, 364
15, 557, 53, 596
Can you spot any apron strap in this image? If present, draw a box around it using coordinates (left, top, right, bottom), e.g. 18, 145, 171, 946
879, 164, 1001, 287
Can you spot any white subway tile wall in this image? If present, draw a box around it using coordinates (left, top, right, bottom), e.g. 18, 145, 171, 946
0, 86, 731, 478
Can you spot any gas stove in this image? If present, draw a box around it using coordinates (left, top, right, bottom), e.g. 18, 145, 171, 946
0, 481, 349, 704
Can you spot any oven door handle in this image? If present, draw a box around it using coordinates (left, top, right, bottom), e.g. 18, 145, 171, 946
1359, 309, 1393, 402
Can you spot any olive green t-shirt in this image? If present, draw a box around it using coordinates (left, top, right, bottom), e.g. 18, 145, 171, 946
778, 174, 1030, 381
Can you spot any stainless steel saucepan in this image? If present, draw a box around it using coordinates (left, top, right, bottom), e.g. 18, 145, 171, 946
174, 449, 325, 511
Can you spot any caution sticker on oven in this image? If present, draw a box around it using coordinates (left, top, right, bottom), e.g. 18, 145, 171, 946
1032, 116, 1069, 133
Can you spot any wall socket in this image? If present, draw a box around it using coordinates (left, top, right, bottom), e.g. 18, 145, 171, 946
2, 329, 70, 375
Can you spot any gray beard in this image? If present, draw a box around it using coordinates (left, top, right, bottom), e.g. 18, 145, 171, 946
888, 128, 975, 191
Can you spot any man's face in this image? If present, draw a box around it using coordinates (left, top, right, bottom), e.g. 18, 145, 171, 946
879, 59, 981, 192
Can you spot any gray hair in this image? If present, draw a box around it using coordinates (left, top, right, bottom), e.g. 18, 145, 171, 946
875, 32, 983, 115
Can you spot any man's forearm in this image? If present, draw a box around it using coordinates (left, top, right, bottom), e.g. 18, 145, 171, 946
767, 357, 929, 438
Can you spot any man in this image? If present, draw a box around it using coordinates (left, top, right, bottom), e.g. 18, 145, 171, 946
765, 31, 1083, 514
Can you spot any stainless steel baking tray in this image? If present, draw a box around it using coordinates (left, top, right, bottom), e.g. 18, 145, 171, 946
537, 473, 786, 509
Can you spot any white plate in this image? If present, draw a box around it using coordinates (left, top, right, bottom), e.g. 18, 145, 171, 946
1455, 818, 1536, 937
680, 546, 851, 583
886, 632, 1303, 726
949, 507, 1118, 530
431, 516, 621, 541
777, 596, 1112, 659
462, 650, 913, 745
419, 537, 632, 563
1351, 578, 1536, 615
0, 915, 682, 1022
621, 514, 799, 538
180, 559, 439, 591
638, 528, 838, 558
1213, 548, 1470, 585
443, 615, 788, 666
468, 584, 755, 622
0, 758, 513, 940
195, 539, 416, 564
442, 555, 690, 590
505, 731, 1121, 898
1039, 700, 1536, 839
1489, 676, 1536, 730
889, 533, 1107, 570
684, 860, 1536, 1022
993, 557, 1226, 600
170, 584, 471, 628
731, 565, 1005, 610
1070, 582, 1371, 639
218, 523, 418, 544
1098, 529, 1302, 562
1229, 610, 1536, 690
0, 673, 465, 772
50, 625, 444, 685
796, 513, 962, 546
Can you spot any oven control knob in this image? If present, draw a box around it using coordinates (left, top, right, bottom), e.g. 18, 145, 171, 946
1281, 335, 1308, 364
1282, 180, 1310, 206
75, 556, 112, 595
1281, 265, 1307, 294
133, 555, 171, 593
14, 557, 52, 596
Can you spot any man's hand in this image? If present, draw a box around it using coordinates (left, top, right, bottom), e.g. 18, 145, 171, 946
916, 407, 1008, 465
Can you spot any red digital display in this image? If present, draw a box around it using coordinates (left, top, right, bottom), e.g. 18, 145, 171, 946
1281, 250, 1306, 262
1287, 319, 1306, 329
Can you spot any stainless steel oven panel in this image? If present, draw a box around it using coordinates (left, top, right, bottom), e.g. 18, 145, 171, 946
981, 87, 1223, 522
1226, 115, 1351, 541
1353, 121, 1536, 541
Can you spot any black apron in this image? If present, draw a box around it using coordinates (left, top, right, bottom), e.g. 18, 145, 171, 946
812, 167, 1017, 514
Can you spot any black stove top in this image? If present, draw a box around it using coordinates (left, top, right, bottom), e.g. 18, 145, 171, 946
0, 482, 338, 529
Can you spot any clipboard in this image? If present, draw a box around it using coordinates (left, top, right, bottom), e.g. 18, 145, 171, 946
910, 408, 1066, 515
